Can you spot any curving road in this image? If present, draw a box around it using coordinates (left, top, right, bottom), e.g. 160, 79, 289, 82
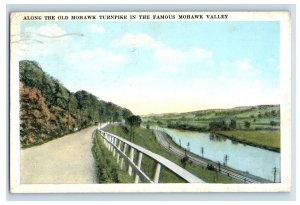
21, 126, 98, 184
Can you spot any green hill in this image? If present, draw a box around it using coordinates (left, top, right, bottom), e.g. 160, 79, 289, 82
19, 60, 133, 147
142, 105, 280, 131
142, 105, 280, 151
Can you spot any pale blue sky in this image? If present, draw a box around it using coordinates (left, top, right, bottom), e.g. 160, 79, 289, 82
17, 20, 280, 115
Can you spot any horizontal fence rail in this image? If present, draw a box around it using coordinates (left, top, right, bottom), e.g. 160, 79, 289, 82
96, 128, 204, 183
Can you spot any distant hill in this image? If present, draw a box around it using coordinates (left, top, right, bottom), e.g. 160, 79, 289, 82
142, 104, 280, 132
233, 104, 279, 110
143, 105, 279, 117
19, 60, 133, 147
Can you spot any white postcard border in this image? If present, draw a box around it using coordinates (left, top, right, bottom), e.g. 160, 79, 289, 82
10, 11, 291, 193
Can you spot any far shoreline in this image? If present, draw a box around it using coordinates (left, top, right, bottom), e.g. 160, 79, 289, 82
156, 125, 280, 153
215, 132, 280, 153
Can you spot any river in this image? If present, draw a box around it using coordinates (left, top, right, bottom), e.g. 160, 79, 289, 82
158, 127, 280, 182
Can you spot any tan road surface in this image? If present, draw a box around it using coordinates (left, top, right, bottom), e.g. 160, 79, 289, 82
21, 126, 97, 184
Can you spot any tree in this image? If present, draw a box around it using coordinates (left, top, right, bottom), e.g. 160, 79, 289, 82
271, 110, 277, 117
122, 108, 133, 121
113, 110, 122, 122
229, 119, 237, 130
270, 121, 277, 127
19, 60, 135, 147
244, 121, 251, 129
126, 115, 142, 142
209, 120, 227, 131
180, 155, 189, 168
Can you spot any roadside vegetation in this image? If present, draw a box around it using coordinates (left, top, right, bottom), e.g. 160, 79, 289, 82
92, 131, 134, 183
20, 60, 133, 147
142, 105, 280, 152
105, 124, 240, 183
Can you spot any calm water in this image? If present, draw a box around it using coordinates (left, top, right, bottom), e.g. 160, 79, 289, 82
159, 127, 280, 182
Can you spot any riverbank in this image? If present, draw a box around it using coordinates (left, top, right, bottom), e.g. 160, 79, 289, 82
159, 130, 272, 183
155, 125, 280, 153
215, 130, 280, 153
105, 124, 240, 183
160, 130, 244, 174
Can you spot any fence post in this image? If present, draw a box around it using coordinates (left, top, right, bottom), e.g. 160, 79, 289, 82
154, 163, 161, 183
120, 143, 127, 169
135, 152, 143, 183
105, 135, 109, 148
112, 137, 116, 156
116, 140, 121, 163
108, 135, 112, 152
128, 147, 135, 176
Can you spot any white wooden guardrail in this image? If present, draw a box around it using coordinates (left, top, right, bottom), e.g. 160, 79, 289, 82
97, 128, 204, 183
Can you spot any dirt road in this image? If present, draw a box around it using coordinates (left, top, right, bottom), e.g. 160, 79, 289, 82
21, 126, 97, 184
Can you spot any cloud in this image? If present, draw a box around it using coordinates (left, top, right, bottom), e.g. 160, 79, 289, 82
113, 33, 163, 49
12, 24, 83, 59
29, 24, 70, 39
90, 24, 105, 33
113, 32, 214, 74
158, 65, 183, 73
155, 47, 213, 64
187, 48, 213, 62
236, 58, 253, 71
60, 47, 128, 92
218, 58, 262, 78
154, 47, 184, 64
154, 47, 214, 73
68, 47, 128, 71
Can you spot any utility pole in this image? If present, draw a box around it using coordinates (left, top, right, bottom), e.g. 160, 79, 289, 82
224, 154, 229, 166
217, 161, 221, 172
273, 167, 277, 183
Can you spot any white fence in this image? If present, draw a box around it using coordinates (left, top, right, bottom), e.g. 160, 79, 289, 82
97, 129, 204, 183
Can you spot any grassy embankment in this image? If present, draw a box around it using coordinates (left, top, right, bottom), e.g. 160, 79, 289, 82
104, 124, 240, 183
216, 130, 280, 152
161, 130, 246, 175
20, 60, 132, 148
92, 131, 134, 183
142, 105, 280, 152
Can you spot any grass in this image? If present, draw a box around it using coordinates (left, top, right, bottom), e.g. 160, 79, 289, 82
105, 124, 240, 183
92, 131, 134, 183
142, 105, 280, 131
142, 105, 280, 150
216, 130, 280, 152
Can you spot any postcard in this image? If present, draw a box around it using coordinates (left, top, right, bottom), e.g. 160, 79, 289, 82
10, 11, 291, 193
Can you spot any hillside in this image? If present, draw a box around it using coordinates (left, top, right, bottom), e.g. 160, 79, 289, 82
142, 105, 280, 151
142, 105, 280, 131
19, 60, 133, 147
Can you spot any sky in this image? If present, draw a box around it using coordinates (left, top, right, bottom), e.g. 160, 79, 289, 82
14, 20, 280, 115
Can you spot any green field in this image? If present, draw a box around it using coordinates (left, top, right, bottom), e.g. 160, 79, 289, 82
216, 130, 280, 152
142, 105, 280, 151
104, 124, 240, 183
